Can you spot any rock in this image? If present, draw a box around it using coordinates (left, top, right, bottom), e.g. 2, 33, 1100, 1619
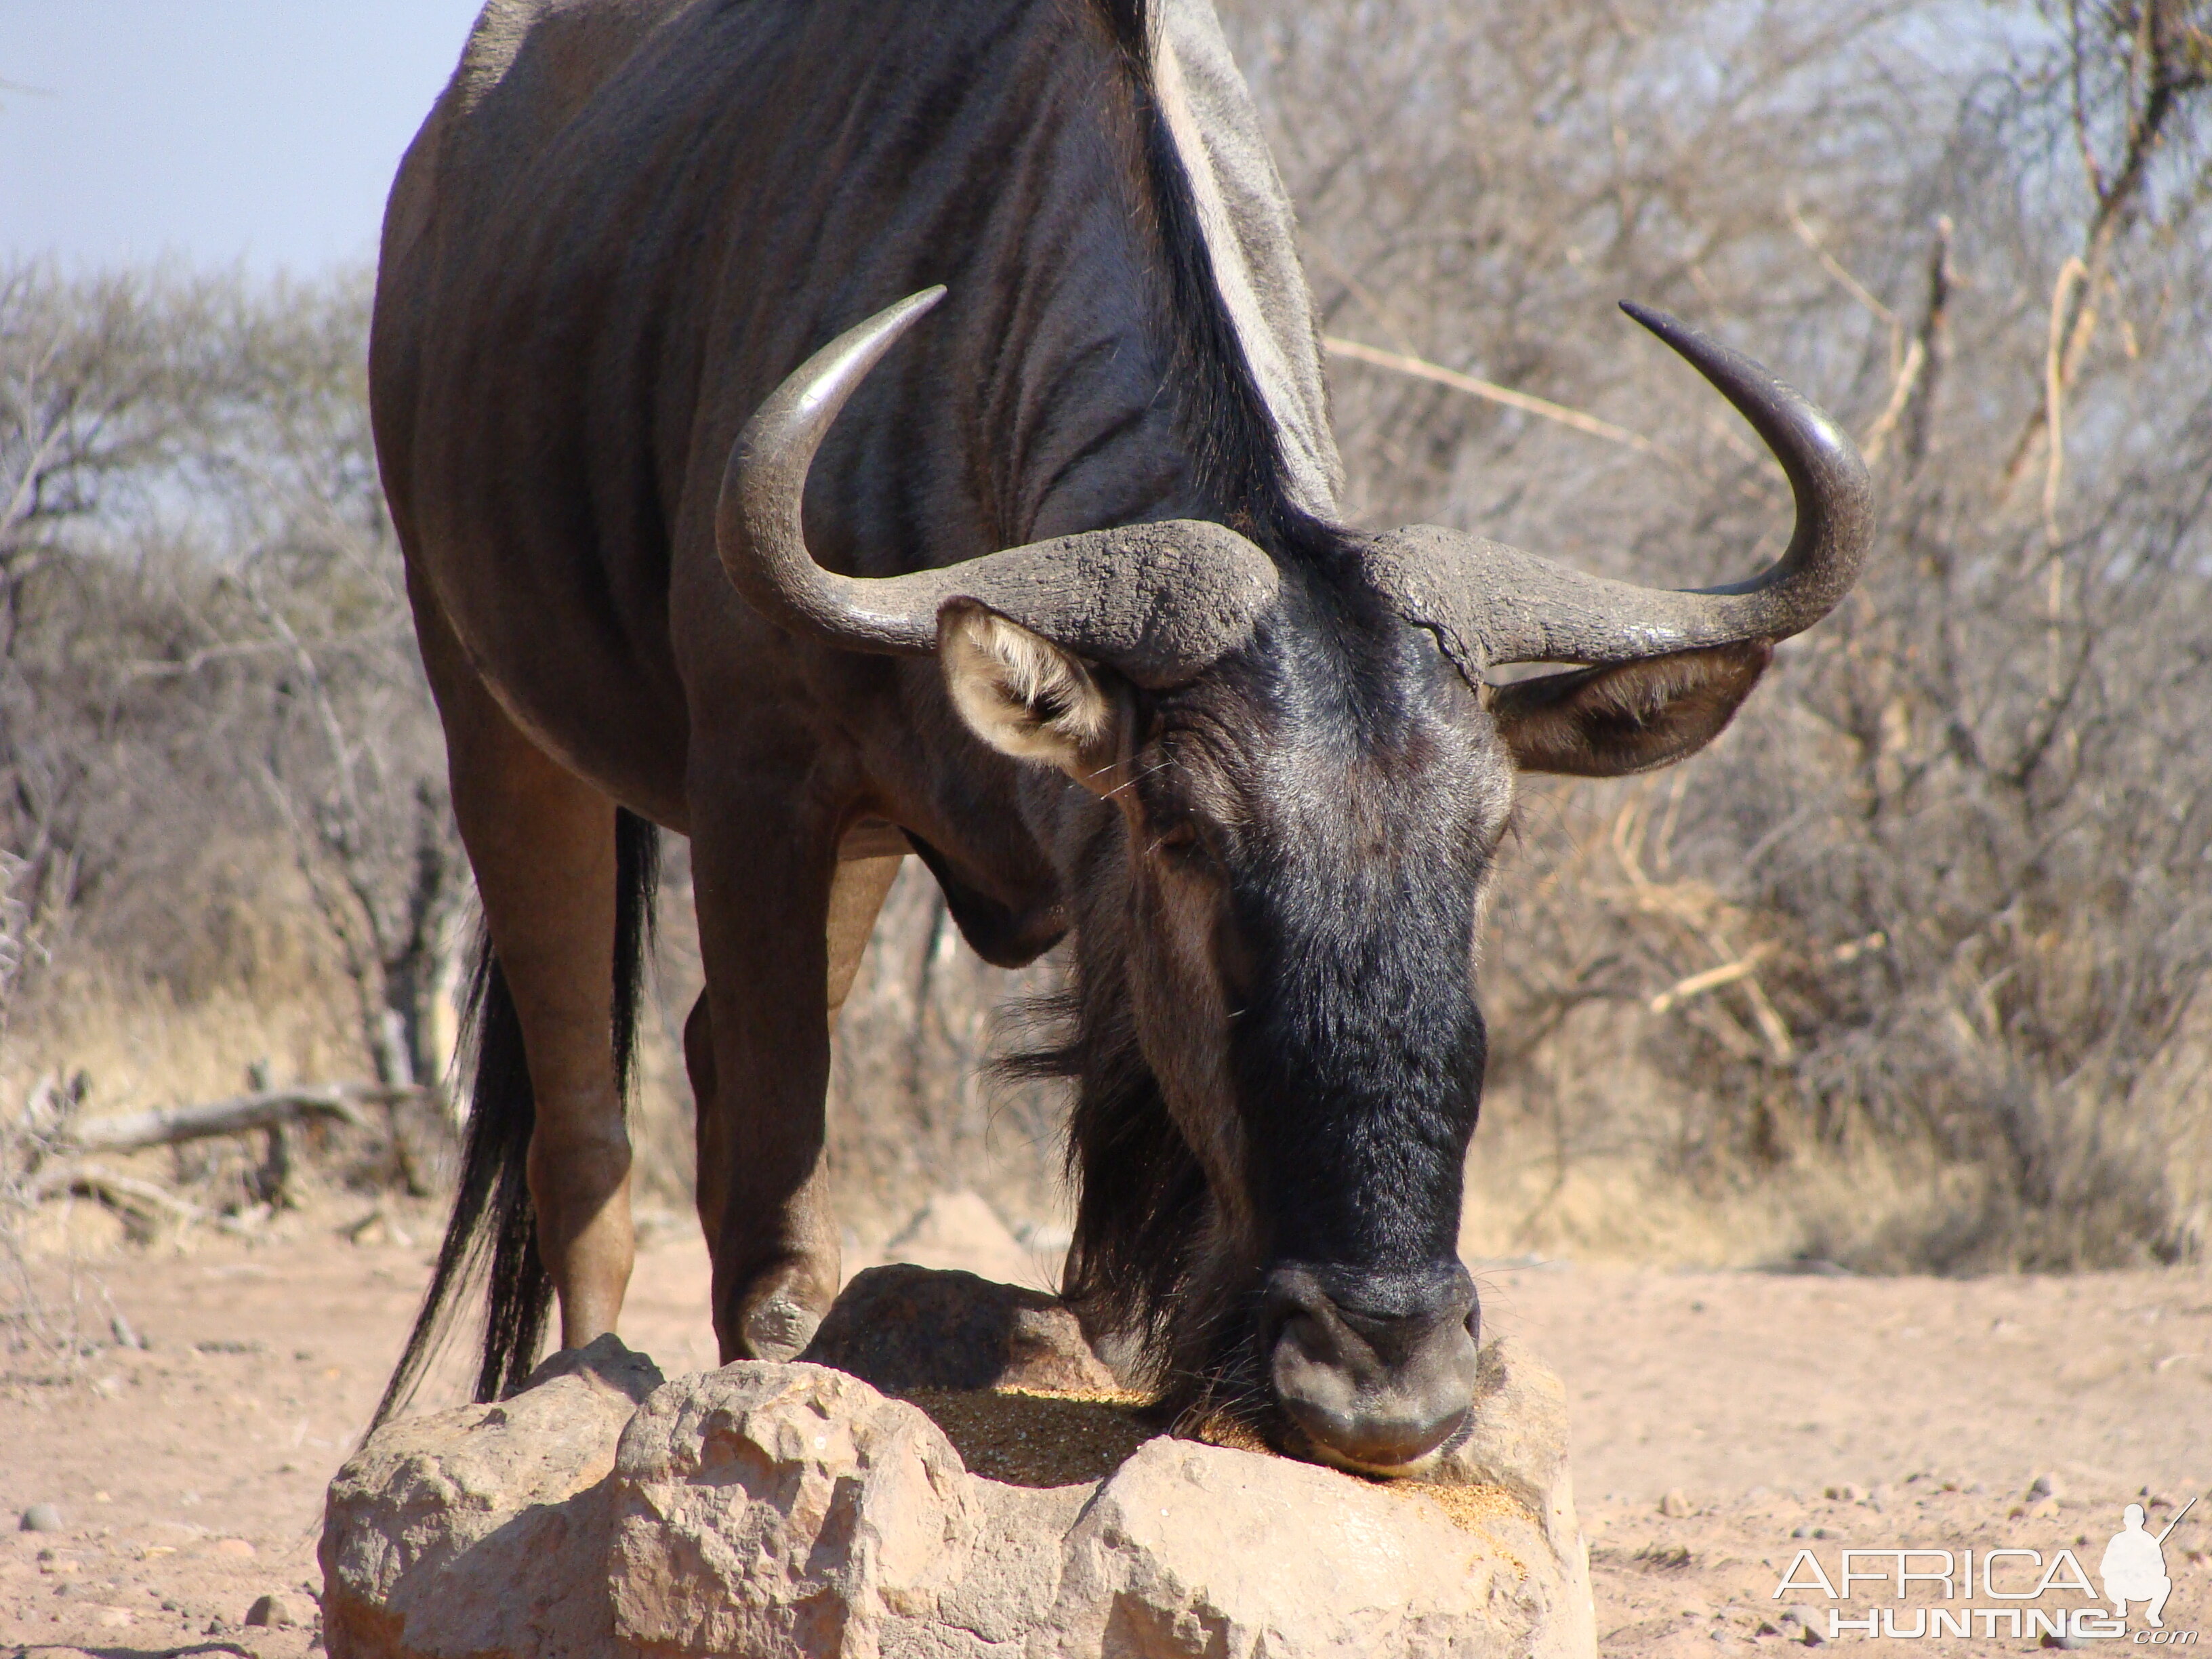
611, 1361, 982, 1655
1425, 1336, 1586, 1563
324, 1300, 1593, 1659
18, 1502, 63, 1532
880, 1189, 1034, 1284
800, 1263, 1120, 1393
213, 1538, 257, 1559
1777, 1605, 1828, 1647
246, 1592, 308, 1628
1658, 1489, 1694, 1518
319, 1332, 665, 1659
1046, 1435, 1582, 1658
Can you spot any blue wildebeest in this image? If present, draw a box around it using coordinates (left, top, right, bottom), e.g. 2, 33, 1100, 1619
372, 0, 1868, 1471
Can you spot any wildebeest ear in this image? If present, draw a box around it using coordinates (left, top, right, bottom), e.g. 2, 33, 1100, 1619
939, 600, 1121, 791
1489, 641, 1772, 777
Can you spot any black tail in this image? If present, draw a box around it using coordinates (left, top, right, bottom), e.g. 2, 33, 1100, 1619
372, 808, 661, 1428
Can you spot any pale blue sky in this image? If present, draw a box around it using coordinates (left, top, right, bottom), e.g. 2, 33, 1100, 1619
1, 1, 486, 272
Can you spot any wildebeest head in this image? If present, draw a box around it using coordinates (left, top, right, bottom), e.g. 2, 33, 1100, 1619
718, 291, 1869, 1471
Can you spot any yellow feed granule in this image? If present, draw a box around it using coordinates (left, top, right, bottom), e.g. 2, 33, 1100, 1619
903, 1386, 1155, 1487
1398, 1478, 1530, 1536
899, 1385, 1538, 1546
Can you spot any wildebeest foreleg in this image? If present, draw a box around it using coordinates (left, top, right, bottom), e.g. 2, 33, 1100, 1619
687, 817, 897, 1361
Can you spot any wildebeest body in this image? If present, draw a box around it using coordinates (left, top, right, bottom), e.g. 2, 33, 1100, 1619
375, 0, 1870, 1468
375, 0, 1376, 1432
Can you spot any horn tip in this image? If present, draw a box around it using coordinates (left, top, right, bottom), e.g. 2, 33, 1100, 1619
1618, 299, 1694, 349
864, 285, 949, 342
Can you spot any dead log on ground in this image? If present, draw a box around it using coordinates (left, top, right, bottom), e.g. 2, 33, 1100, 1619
60, 1084, 415, 1153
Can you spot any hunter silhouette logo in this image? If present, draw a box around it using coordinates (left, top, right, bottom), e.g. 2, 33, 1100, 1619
1771, 1492, 2200, 1642
2104, 1498, 2193, 1630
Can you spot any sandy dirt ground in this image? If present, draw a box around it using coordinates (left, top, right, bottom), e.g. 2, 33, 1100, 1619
5, 1208, 2209, 1657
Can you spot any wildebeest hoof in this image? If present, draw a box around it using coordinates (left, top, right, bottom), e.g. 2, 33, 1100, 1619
739, 1294, 821, 1361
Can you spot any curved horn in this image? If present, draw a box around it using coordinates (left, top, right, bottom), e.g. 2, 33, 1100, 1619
1358, 304, 1873, 673
716, 289, 1279, 686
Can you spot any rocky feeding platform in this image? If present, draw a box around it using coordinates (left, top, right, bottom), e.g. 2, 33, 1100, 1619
319, 1266, 1595, 1658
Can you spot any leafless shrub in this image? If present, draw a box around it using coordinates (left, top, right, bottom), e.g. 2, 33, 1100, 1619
1, 263, 462, 1209
5, 0, 2207, 1271
1227, 0, 2212, 1266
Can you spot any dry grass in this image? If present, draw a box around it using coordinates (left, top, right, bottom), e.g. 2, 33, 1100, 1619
10, 877, 2203, 1285
8, 983, 363, 1137
11, 911, 2198, 1283
1456, 1113, 1940, 1271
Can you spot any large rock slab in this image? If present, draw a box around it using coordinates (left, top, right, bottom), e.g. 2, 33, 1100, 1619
323, 1282, 1593, 1659
1045, 1435, 1576, 1658
800, 1263, 1120, 1394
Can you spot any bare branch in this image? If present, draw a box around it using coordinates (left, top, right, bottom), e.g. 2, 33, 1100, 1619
1324, 335, 1677, 459
58, 1084, 407, 1153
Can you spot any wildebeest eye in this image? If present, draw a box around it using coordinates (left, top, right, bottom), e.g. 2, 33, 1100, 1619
1153, 819, 1221, 869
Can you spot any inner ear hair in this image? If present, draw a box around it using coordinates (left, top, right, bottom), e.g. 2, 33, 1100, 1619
1490, 640, 1774, 777
939, 600, 1119, 783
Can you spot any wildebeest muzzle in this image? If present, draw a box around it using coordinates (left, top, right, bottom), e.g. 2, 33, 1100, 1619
1260, 1259, 1481, 1471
